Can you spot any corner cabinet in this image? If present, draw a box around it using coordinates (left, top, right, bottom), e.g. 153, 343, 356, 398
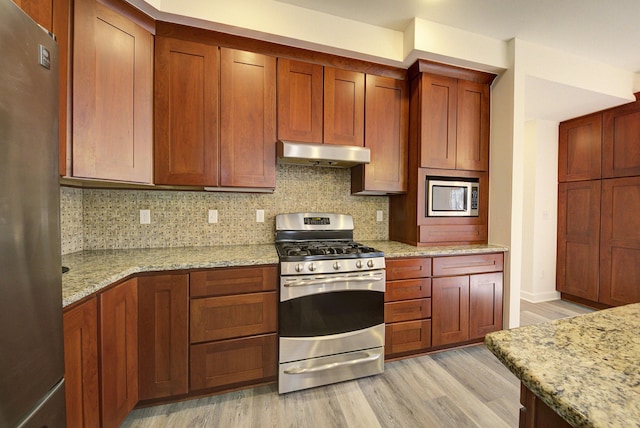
63, 298, 100, 428
352, 75, 408, 195
99, 278, 138, 428
72, 0, 154, 183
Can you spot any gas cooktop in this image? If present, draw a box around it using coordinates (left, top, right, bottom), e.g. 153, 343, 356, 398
276, 240, 383, 262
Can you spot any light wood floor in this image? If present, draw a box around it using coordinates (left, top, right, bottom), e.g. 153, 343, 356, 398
122, 300, 594, 428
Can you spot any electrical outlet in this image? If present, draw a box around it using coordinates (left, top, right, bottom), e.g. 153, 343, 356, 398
376, 210, 384, 222
256, 209, 265, 223
139, 209, 151, 224
208, 209, 218, 224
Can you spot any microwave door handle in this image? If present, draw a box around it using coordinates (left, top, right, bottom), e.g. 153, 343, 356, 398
283, 273, 384, 287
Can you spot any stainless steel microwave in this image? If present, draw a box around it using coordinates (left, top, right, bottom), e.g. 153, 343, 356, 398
426, 178, 479, 217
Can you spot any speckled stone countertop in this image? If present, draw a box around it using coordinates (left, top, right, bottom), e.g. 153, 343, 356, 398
485, 304, 640, 428
61, 242, 508, 308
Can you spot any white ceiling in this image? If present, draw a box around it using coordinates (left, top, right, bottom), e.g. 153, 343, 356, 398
278, 0, 640, 73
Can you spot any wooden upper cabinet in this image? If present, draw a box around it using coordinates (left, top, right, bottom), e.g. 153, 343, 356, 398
419, 73, 457, 170
352, 74, 408, 195
277, 58, 323, 143
599, 176, 640, 306
14, 0, 53, 30
220, 48, 276, 188
558, 113, 602, 182
73, 0, 154, 183
603, 100, 640, 178
556, 181, 601, 302
324, 67, 365, 146
154, 37, 219, 186
456, 80, 490, 171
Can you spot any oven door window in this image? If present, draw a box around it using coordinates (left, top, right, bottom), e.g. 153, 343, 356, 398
279, 290, 384, 337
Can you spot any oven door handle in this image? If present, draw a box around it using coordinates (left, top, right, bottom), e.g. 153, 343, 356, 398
283, 274, 384, 287
283, 351, 382, 374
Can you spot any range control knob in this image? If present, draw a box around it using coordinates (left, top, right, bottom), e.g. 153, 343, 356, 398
295, 263, 304, 273
367, 259, 375, 268
356, 260, 363, 269
333, 261, 341, 270
308, 263, 317, 272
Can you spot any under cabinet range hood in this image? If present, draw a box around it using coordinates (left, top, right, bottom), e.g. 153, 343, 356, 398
276, 140, 370, 168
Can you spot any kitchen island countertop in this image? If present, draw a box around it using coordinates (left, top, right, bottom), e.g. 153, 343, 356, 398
61, 242, 508, 307
485, 303, 640, 428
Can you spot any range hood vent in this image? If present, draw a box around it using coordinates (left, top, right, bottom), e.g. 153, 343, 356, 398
276, 140, 370, 168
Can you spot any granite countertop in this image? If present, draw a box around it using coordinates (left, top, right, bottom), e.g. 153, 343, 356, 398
485, 304, 640, 428
61, 241, 509, 308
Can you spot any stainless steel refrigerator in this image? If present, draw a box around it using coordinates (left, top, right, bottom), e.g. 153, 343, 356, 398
0, 0, 66, 426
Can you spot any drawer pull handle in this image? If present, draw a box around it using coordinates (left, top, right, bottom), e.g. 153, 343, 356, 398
440, 260, 495, 270
283, 352, 381, 374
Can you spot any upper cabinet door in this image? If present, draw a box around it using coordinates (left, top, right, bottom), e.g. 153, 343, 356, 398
154, 37, 219, 186
352, 75, 408, 194
419, 74, 457, 169
13, 0, 53, 30
558, 113, 602, 182
456, 80, 489, 171
277, 59, 323, 143
603, 101, 640, 178
220, 48, 276, 188
324, 67, 365, 146
73, 0, 153, 183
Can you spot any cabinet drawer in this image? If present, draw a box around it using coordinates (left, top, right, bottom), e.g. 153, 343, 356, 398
385, 278, 431, 302
385, 320, 431, 356
190, 334, 277, 390
190, 266, 277, 297
432, 253, 503, 277
386, 258, 431, 280
385, 299, 431, 323
190, 292, 277, 343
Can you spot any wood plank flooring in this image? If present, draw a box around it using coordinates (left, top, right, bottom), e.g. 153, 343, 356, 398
122, 300, 593, 428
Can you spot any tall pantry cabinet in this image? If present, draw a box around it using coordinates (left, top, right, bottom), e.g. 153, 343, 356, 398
557, 94, 640, 307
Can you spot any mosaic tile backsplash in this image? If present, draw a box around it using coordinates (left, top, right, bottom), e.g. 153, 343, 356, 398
60, 164, 389, 254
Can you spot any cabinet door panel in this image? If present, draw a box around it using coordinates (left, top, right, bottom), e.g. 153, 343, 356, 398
100, 279, 138, 428
556, 181, 600, 301
63, 298, 100, 428
558, 113, 602, 181
220, 48, 276, 188
385, 299, 431, 323
154, 37, 219, 186
603, 102, 640, 178
384, 320, 431, 356
190, 266, 277, 297
385, 278, 431, 302
432, 276, 469, 346
469, 272, 502, 339
190, 292, 277, 343
352, 75, 407, 193
138, 274, 189, 400
14, 0, 53, 30
190, 334, 277, 390
600, 177, 640, 305
386, 257, 431, 280
324, 67, 365, 146
73, 0, 152, 183
277, 59, 323, 143
456, 80, 489, 171
420, 74, 457, 169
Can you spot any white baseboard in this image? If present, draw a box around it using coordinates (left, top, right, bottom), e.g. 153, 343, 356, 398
520, 290, 561, 303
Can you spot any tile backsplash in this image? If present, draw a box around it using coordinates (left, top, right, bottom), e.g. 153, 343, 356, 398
61, 164, 389, 254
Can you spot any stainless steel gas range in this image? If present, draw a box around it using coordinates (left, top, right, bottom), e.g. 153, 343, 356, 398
275, 212, 385, 394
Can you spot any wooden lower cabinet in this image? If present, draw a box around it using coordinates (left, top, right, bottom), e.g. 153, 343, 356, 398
432, 276, 470, 346
385, 320, 431, 356
138, 274, 189, 401
469, 272, 503, 339
99, 278, 138, 428
190, 334, 277, 390
63, 298, 100, 428
520, 383, 571, 428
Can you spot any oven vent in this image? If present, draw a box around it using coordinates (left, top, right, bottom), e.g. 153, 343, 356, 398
276, 140, 370, 168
